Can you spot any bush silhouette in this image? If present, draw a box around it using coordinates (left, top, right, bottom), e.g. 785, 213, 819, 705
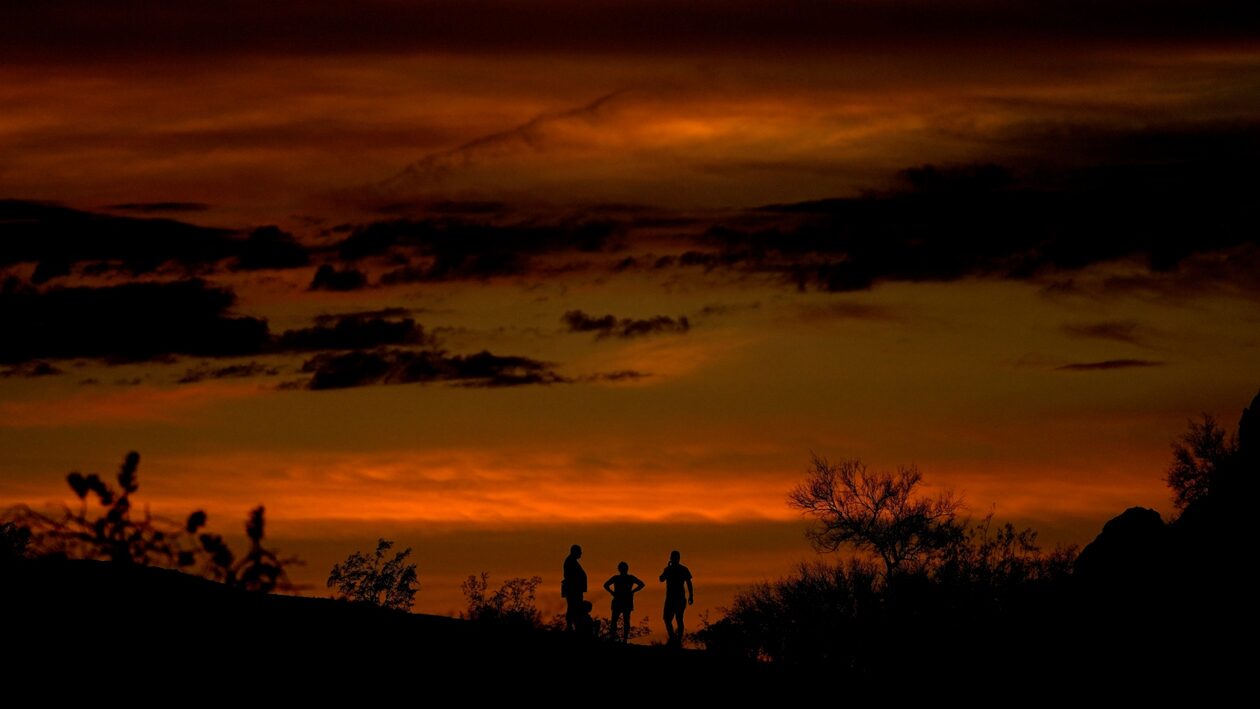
700, 454, 1076, 673
595, 614, 650, 643
461, 572, 544, 628
327, 538, 418, 611
1, 521, 31, 562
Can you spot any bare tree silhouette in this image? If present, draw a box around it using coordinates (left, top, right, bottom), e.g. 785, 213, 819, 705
788, 455, 963, 576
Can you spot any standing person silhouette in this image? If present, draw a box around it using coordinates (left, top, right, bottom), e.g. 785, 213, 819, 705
602, 561, 645, 642
563, 544, 587, 633
659, 550, 693, 647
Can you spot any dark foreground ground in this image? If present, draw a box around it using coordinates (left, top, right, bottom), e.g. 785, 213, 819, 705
1, 557, 774, 699
0, 556, 1247, 702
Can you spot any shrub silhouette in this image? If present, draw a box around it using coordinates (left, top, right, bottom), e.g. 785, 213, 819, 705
461, 572, 544, 627
700, 454, 1075, 673
596, 614, 651, 643
327, 538, 418, 611
937, 514, 1076, 595
3, 451, 298, 592
1, 521, 31, 562
694, 559, 880, 665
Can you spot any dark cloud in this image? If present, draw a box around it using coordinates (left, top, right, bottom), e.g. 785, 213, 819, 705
695, 303, 761, 318
562, 310, 691, 339
702, 129, 1260, 292
379, 259, 520, 285
338, 218, 619, 283
1055, 359, 1165, 371
335, 125, 1260, 293
0, 277, 584, 396
308, 264, 368, 291
311, 307, 413, 324
30, 260, 73, 285
276, 313, 430, 352
0, 199, 236, 277
0, 361, 64, 378
1044, 245, 1260, 301
3, 2, 1254, 63
586, 370, 650, 382
300, 349, 567, 391
1062, 321, 1146, 346
178, 361, 280, 384
0, 279, 269, 364
105, 202, 210, 214
0, 200, 310, 278
230, 226, 310, 272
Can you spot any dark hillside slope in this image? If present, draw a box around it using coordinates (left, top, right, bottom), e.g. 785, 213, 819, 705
0, 557, 766, 697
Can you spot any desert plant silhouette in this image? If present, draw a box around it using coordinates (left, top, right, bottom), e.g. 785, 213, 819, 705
3, 451, 298, 591
327, 538, 418, 611
229, 505, 300, 593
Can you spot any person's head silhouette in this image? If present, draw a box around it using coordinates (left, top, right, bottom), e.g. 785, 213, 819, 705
571, 544, 582, 559
670, 550, 681, 564
618, 561, 629, 574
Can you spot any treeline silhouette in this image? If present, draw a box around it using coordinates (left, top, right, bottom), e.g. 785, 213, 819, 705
694, 389, 1258, 689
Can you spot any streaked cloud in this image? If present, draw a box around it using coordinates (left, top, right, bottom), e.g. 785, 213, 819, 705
1055, 359, 1165, 371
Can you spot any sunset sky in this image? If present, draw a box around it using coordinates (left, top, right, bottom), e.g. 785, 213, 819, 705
2, 1, 1258, 622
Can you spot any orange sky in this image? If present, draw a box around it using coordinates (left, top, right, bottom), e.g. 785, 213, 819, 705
2, 2, 1258, 628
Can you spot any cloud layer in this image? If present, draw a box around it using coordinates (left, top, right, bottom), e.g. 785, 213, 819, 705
4, 2, 1254, 63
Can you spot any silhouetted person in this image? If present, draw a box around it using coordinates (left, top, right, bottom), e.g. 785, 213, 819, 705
659, 550, 693, 647
575, 599, 597, 638
602, 561, 645, 642
563, 543, 587, 632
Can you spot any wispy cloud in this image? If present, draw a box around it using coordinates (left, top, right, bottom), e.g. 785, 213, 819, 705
1055, 359, 1165, 372
381, 92, 626, 190
1061, 320, 1147, 346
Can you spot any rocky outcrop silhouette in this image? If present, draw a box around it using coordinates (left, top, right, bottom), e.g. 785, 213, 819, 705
1073, 506, 1166, 586
1237, 389, 1258, 463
